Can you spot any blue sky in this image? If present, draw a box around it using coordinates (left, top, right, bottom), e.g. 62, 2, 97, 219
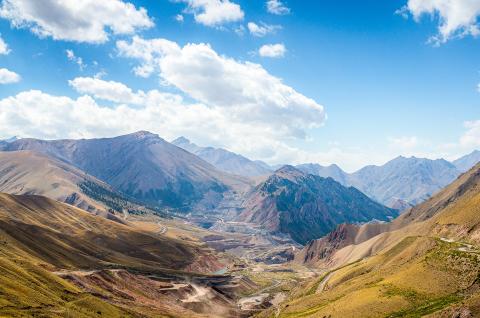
0, 0, 479, 171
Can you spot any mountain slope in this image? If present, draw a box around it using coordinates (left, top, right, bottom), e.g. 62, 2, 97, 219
0, 255, 132, 317
349, 156, 461, 206
0, 193, 202, 270
237, 166, 397, 244
0, 193, 228, 317
0, 150, 162, 218
172, 136, 272, 177
268, 163, 480, 318
453, 149, 480, 172
1, 132, 251, 210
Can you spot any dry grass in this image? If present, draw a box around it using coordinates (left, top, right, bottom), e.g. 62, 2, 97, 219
270, 236, 480, 317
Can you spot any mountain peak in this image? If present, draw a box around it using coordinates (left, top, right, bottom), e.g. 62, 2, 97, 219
275, 165, 303, 175
131, 130, 156, 137
2, 136, 18, 143
172, 136, 191, 145
126, 131, 163, 142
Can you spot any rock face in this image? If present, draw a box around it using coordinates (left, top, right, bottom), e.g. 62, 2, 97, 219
1, 132, 250, 210
172, 136, 272, 177
237, 166, 397, 244
298, 156, 463, 207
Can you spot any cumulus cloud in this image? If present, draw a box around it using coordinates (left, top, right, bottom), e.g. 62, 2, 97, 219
5, 78, 476, 171
66, 49, 86, 70
258, 43, 286, 57
178, 0, 244, 27
266, 0, 290, 15
0, 0, 153, 43
0, 90, 183, 138
400, 0, 480, 43
0, 68, 20, 84
116, 37, 319, 140
0, 35, 9, 55
69, 77, 145, 104
247, 22, 281, 37
0, 83, 323, 164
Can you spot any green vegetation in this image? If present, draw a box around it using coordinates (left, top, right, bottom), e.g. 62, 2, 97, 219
0, 256, 133, 318
386, 294, 462, 318
79, 180, 168, 217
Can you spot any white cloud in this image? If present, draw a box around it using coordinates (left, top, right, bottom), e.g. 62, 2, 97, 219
0, 0, 153, 43
402, 0, 480, 43
66, 49, 86, 70
0, 68, 20, 84
266, 0, 290, 15
69, 77, 145, 104
258, 43, 286, 57
460, 120, 480, 148
0, 84, 323, 165
117, 37, 319, 141
0, 35, 10, 55
247, 22, 281, 37
116, 37, 180, 78
178, 0, 244, 27
2, 80, 477, 171
175, 14, 184, 22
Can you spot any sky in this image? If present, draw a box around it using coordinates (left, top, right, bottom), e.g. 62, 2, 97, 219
0, 0, 479, 172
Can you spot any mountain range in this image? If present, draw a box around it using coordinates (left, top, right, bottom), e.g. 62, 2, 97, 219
0, 132, 401, 246
297, 152, 480, 207
0, 132, 251, 210
2, 132, 479, 244
3, 134, 479, 211
172, 136, 480, 209
2, 131, 480, 317
172, 136, 272, 177
237, 165, 397, 244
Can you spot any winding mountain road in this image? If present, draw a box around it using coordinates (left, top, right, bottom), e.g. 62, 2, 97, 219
316, 272, 333, 294
157, 223, 167, 235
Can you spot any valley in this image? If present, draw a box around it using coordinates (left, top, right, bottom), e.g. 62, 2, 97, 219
0, 133, 480, 317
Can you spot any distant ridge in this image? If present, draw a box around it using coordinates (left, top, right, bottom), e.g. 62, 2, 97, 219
296, 154, 479, 207
172, 136, 272, 177
453, 149, 480, 172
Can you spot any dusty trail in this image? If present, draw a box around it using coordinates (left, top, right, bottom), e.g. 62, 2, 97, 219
316, 272, 333, 294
